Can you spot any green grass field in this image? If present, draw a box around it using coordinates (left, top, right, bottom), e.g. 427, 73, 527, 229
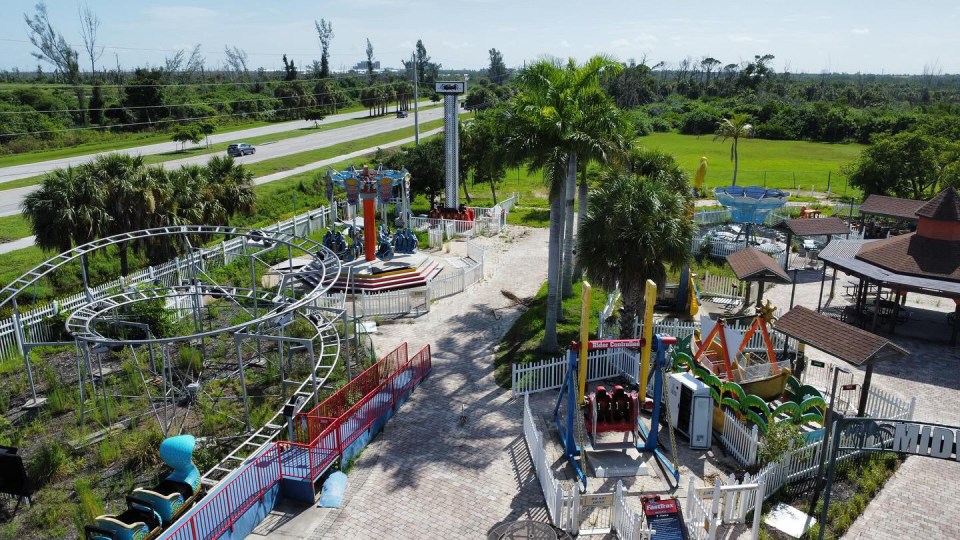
637, 132, 865, 196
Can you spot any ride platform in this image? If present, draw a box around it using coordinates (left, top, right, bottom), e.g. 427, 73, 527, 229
332, 252, 444, 292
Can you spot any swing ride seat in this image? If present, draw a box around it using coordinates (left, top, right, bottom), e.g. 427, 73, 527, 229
585, 385, 640, 434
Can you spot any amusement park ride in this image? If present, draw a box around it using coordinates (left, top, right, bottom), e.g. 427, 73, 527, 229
553, 281, 681, 493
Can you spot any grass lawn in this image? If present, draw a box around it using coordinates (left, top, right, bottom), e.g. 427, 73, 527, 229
0, 215, 31, 242
638, 132, 865, 196
494, 280, 611, 388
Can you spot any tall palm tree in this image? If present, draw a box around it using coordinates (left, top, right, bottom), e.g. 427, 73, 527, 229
22, 164, 109, 253
714, 113, 753, 186
22, 167, 80, 254
204, 156, 256, 223
578, 171, 695, 338
505, 56, 628, 352
94, 154, 152, 275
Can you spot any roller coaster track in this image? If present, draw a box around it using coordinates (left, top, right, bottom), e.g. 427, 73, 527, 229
199, 306, 343, 488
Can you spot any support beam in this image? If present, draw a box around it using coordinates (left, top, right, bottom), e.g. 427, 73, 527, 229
857, 363, 874, 417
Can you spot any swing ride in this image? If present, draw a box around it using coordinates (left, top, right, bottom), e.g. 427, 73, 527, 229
553, 281, 682, 493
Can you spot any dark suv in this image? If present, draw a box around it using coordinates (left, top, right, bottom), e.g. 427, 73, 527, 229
227, 143, 256, 157
396, 110, 408, 118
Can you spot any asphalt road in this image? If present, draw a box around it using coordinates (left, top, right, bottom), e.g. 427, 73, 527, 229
0, 105, 447, 218
0, 102, 440, 184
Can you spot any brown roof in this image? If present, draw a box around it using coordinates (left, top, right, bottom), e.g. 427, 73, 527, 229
726, 247, 792, 284
776, 216, 851, 237
916, 187, 960, 221
855, 232, 960, 283
860, 194, 926, 221
774, 306, 909, 366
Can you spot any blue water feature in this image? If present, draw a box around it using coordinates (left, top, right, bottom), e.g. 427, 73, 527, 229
714, 186, 789, 224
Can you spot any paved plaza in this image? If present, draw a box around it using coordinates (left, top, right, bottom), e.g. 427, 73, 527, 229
255, 227, 959, 539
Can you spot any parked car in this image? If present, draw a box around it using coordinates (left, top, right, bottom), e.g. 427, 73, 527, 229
227, 143, 256, 157
396, 110, 408, 118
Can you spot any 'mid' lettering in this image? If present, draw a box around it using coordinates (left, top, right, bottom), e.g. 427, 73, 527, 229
893, 423, 921, 454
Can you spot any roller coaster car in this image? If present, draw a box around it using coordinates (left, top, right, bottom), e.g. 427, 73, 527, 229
130, 478, 201, 524
584, 385, 639, 434
87, 435, 201, 540
84, 495, 162, 540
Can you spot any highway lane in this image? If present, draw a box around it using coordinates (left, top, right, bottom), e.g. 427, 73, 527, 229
0, 107, 449, 218
0, 101, 440, 184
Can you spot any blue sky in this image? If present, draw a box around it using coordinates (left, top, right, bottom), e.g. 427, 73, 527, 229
1, 1, 958, 75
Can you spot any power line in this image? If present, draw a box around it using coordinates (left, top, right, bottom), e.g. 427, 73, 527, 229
0, 72, 376, 90
0, 37, 412, 61
0, 80, 416, 116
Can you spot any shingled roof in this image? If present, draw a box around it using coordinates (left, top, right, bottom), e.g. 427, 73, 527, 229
856, 233, 960, 282
860, 194, 926, 221
774, 306, 909, 366
916, 186, 960, 221
726, 247, 792, 284
776, 216, 851, 237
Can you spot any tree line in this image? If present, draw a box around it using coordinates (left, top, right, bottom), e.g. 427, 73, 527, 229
22, 154, 256, 276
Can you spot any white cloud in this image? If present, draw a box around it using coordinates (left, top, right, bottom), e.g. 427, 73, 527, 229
610, 38, 631, 48
559, 40, 572, 49
851, 27, 870, 35
143, 6, 217, 20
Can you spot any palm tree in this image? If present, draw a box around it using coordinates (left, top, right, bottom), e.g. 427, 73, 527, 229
204, 156, 256, 223
22, 167, 80, 254
714, 113, 753, 186
22, 164, 109, 253
505, 56, 628, 352
94, 154, 152, 275
578, 171, 695, 338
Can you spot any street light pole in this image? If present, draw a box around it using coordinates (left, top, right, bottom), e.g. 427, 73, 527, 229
806, 364, 850, 538
412, 52, 419, 145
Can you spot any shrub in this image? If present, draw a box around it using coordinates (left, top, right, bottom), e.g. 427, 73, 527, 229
650, 117, 673, 132
758, 421, 804, 465
29, 440, 70, 488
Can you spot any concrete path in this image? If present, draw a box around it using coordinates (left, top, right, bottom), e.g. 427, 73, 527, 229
252, 227, 554, 539
760, 269, 960, 540
0, 236, 35, 254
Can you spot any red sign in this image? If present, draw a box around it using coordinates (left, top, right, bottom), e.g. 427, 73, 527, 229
583, 339, 645, 350
644, 498, 679, 516
841, 384, 859, 391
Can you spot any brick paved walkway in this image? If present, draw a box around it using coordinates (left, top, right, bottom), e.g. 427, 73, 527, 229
311, 227, 554, 539
763, 270, 960, 540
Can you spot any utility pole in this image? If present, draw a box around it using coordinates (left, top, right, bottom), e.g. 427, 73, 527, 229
412, 52, 420, 145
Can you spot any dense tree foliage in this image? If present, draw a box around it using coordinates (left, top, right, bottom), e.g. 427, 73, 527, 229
22, 154, 255, 273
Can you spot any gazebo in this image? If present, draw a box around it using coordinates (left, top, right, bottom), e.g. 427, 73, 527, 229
726, 247, 792, 309
775, 306, 910, 416
774, 216, 852, 272
858, 194, 925, 239
818, 187, 960, 345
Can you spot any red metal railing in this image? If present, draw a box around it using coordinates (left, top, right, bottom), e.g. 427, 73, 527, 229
162, 343, 431, 540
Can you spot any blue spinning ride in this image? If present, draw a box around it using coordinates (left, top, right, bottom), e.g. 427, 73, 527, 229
713, 186, 789, 224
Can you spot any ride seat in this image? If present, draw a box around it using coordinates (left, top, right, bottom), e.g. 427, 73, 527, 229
612, 385, 630, 422
595, 386, 611, 423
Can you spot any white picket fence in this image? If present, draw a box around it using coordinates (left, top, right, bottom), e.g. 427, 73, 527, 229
523, 394, 579, 532
511, 348, 640, 397
719, 383, 915, 471
522, 395, 653, 538
720, 408, 760, 467
700, 272, 742, 299
685, 476, 765, 540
